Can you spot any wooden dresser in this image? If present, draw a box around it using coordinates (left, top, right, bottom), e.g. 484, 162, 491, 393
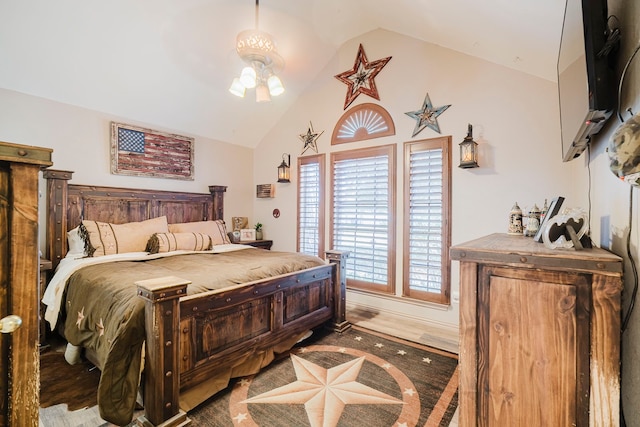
450, 233, 623, 426
0, 141, 52, 426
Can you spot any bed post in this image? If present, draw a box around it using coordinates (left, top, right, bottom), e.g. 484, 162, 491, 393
325, 250, 351, 332
208, 185, 227, 221
136, 276, 192, 427
43, 169, 73, 272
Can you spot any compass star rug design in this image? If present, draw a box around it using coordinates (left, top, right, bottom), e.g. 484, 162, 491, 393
189, 326, 459, 427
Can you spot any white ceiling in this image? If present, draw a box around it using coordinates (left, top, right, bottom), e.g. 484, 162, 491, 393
0, 0, 566, 148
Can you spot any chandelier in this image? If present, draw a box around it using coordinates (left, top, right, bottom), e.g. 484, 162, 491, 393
228, 0, 285, 102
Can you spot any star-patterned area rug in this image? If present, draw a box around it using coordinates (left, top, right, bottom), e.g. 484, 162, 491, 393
188, 325, 459, 427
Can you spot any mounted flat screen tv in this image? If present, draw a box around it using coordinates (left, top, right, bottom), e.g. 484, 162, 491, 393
557, 0, 618, 162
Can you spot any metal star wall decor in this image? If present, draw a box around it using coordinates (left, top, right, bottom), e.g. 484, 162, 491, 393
299, 122, 324, 154
334, 44, 392, 110
405, 93, 451, 137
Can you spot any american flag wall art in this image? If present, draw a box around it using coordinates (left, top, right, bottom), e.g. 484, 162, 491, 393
110, 122, 194, 180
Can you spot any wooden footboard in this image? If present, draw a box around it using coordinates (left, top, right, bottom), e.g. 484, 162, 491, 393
136, 253, 348, 426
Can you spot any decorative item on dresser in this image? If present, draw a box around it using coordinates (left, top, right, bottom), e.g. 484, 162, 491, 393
42, 170, 349, 426
254, 222, 263, 240
450, 233, 623, 426
0, 140, 52, 425
240, 227, 256, 241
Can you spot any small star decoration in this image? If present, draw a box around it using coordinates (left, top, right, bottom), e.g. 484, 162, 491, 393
405, 93, 451, 137
335, 44, 392, 109
76, 306, 85, 328
299, 122, 323, 155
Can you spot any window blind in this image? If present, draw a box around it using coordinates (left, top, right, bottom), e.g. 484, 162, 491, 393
298, 161, 321, 256
408, 148, 443, 293
333, 154, 390, 286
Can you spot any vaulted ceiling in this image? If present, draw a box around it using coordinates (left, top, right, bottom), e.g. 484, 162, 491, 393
0, 0, 565, 148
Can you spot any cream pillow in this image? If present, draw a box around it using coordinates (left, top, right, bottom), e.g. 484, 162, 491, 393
146, 232, 212, 254
80, 216, 169, 257
168, 220, 231, 245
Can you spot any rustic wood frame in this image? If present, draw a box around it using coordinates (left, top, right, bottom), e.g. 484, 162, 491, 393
43, 169, 350, 426
329, 145, 396, 294
110, 122, 195, 180
402, 136, 452, 304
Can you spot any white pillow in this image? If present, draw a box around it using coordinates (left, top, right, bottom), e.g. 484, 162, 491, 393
66, 226, 85, 257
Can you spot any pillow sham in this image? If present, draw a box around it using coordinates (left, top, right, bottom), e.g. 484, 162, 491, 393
80, 216, 169, 257
146, 232, 212, 254
168, 220, 231, 245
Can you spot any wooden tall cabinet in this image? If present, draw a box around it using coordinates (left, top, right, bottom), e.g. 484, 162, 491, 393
0, 141, 52, 426
450, 233, 623, 426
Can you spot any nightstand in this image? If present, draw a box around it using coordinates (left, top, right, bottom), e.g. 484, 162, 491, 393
39, 258, 53, 349
242, 239, 273, 250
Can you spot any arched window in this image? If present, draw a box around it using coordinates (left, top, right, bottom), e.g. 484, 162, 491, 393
331, 103, 395, 145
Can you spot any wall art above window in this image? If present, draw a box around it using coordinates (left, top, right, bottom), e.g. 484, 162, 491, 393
331, 103, 395, 145
334, 44, 391, 110
299, 122, 324, 155
404, 93, 451, 137
110, 122, 194, 180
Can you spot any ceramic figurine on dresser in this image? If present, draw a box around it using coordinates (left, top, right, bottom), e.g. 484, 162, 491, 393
524, 204, 541, 237
508, 202, 523, 235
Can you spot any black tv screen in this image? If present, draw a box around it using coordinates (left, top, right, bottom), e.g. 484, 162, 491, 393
557, 0, 617, 162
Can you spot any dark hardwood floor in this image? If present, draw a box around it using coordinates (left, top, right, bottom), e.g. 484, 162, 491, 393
40, 334, 101, 411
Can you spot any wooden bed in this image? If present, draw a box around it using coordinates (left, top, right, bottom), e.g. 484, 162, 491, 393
43, 169, 349, 427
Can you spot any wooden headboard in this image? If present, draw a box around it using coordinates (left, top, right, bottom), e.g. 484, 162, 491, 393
43, 169, 227, 270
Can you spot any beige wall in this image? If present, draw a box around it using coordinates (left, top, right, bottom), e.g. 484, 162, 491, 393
252, 29, 577, 335
0, 88, 255, 254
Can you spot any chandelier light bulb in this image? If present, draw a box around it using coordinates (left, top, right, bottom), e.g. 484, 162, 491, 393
229, 78, 246, 97
255, 83, 271, 103
239, 66, 257, 88
267, 75, 284, 96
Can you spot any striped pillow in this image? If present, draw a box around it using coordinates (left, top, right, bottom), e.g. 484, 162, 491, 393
80, 216, 169, 257
167, 220, 231, 245
146, 232, 212, 254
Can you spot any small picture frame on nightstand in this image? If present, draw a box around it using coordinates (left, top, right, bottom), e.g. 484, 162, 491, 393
240, 229, 256, 241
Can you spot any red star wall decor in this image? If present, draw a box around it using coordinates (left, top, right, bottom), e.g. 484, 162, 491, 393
334, 44, 392, 110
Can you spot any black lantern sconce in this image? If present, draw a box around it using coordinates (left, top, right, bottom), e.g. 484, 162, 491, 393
459, 124, 479, 168
277, 153, 291, 183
